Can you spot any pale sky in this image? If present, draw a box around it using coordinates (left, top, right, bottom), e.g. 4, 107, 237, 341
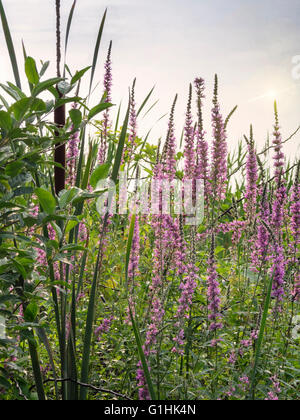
1, 0, 300, 161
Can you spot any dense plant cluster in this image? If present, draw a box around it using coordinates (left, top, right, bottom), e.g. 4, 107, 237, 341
0, 2, 299, 400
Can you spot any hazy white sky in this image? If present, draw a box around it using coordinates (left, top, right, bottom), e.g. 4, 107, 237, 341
0, 0, 300, 161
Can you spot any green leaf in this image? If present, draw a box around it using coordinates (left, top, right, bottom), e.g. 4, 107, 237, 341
24, 302, 38, 323
0, 83, 22, 101
5, 161, 23, 176
88, 102, 113, 121
10, 98, 31, 121
69, 108, 82, 129
58, 187, 80, 209
40, 61, 50, 77
58, 81, 72, 95
32, 77, 62, 97
55, 96, 81, 109
65, 219, 79, 234
0, 110, 12, 131
0, 376, 11, 389
25, 56, 39, 85
71, 66, 91, 85
35, 188, 56, 215
90, 163, 110, 188
31, 98, 46, 113
7, 82, 26, 99
0, 294, 19, 304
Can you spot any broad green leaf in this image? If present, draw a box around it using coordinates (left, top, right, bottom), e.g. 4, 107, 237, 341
71, 66, 91, 85
69, 108, 82, 129
90, 163, 110, 188
0, 376, 11, 389
5, 161, 23, 176
25, 56, 39, 85
35, 188, 56, 215
58, 187, 80, 209
55, 96, 81, 109
65, 219, 79, 234
88, 102, 113, 120
7, 82, 26, 99
0, 83, 22, 101
58, 81, 72, 95
24, 303, 39, 323
10, 97, 31, 120
32, 77, 62, 97
0, 110, 12, 131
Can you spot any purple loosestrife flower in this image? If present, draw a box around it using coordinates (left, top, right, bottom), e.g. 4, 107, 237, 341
194, 78, 209, 198
144, 297, 165, 355
197, 221, 247, 244
136, 361, 150, 400
173, 254, 198, 354
272, 103, 285, 184
291, 164, 300, 245
209, 75, 228, 201
255, 185, 270, 266
128, 214, 140, 281
270, 105, 286, 306
67, 104, 80, 186
272, 181, 286, 232
271, 244, 285, 303
207, 235, 223, 331
184, 84, 195, 180
124, 79, 138, 163
164, 95, 178, 181
265, 376, 281, 400
78, 222, 88, 243
239, 376, 250, 393
99, 41, 113, 164
244, 127, 258, 220
228, 350, 237, 365
95, 316, 113, 341
172, 218, 197, 354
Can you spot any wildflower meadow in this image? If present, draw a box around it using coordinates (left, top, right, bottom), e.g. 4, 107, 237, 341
0, 0, 299, 403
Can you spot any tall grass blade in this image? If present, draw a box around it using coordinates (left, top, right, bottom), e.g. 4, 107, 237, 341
89, 9, 107, 96
250, 273, 274, 400
28, 332, 46, 400
114, 101, 122, 134
0, 0, 21, 89
36, 327, 59, 399
137, 85, 155, 117
65, 0, 77, 58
